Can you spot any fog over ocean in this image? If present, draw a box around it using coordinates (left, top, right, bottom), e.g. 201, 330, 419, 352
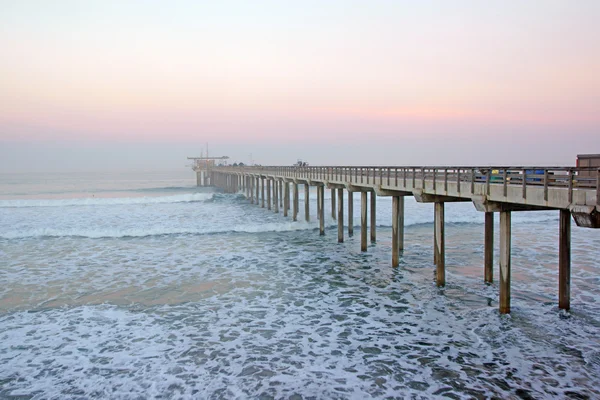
1, 171, 599, 399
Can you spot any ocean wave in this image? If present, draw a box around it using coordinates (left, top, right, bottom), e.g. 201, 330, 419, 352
0, 221, 319, 239
0, 193, 215, 208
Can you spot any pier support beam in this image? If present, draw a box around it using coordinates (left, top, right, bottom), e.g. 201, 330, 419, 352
499, 211, 511, 314
361, 192, 368, 251
398, 196, 405, 251
318, 186, 325, 235
559, 209, 571, 311
392, 196, 400, 267
337, 188, 344, 243
261, 177, 265, 208
435, 202, 445, 287
370, 192, 376, 243
250, 177, 255, 204
331, 188, 336, 220
273, 180, 279, 213
484, 212, 494, 283
267, 179, 271, 210
283, 181, 289, 217
279, 181, 283, 208
255, 177, 259, 206
348, 191, 354, 237
304, 184, 310, 222
293, 183, 299, 221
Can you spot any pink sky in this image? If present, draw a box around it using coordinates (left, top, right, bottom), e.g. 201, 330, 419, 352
1, 1, 599, 171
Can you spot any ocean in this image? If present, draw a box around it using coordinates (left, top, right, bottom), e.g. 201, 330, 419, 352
0, 170, 599, 399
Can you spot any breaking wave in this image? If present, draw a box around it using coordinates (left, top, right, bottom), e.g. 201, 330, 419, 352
0, 193, 215, 208
0, 221, 320, 240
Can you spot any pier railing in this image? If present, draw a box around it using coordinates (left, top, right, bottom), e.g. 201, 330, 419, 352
216, 166, 600, 206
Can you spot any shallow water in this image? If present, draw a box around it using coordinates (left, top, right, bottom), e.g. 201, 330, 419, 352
1, 171, 599, 399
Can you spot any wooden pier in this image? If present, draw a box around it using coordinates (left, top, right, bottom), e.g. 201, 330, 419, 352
204, 165, 600, 314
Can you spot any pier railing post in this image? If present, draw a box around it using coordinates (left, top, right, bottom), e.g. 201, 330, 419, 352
485, 212, 494, 283
559, 209, 571, 310
499, 211, 511, 314
337, 188, 344, 243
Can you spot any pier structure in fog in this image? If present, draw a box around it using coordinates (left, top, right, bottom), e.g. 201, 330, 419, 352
197, 165, 600, 315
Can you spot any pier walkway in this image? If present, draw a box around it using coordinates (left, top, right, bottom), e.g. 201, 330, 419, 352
202, 165, 600, 314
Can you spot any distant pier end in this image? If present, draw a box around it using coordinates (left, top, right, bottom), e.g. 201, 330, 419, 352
187, 155, 229, 186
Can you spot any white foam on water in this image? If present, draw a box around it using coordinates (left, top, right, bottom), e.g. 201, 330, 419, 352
0, 193, 214, 208
1, 186, 599, 398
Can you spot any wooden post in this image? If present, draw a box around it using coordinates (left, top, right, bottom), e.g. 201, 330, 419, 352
273, 180, 279, 213
398, 196, 405, 251
435, 202, 445, 287
331, 188, 336, 220
392, 196, 399, 267
267, 179, 271, 210
361, 192, 367, 252
337, 188, 344, 243
293, 183, 299, 221
433, 206, 437, 265
261, 177, 265, 208
283, 181, 289, 217
304, 184, 310, 222
319, 186, 325, 236
279, 180, 283, 208
284, 182, 292, 212
317, 185, 321, 220
499, 211, 511, 314
348, 191, 354, 237
370, 191, 376, 243
255, 177, 259, 205
559, 209, 571, 310
484, 212, 494, 283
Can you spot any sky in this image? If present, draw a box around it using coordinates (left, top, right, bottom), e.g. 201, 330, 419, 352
0, 0, 599, 172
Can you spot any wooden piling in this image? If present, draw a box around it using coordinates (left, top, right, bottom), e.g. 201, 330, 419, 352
499, 211, 511, 314
361, 192, 367, 251
338, 188, 344, 242
331, 188, 336, 220
261, 177, 265, 208
559, 209, 571, 310
484, 212, 494, 283
435, 202, 445, 287
279, 180, 283, 208
319, 186, 325, 236
283, 182, 289, 217
293, 183, 299, 221
398, 196, 404, 251
348, 191, 354, 237
267, 179, 271, 210
273, 180, 279, 213
392, 196, 399, 267
370, 191, 376, 243
304, 184, 310, 222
